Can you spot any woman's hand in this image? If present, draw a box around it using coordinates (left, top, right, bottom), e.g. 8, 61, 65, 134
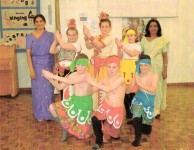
30, 70, 36, 79
162, 69, 167, 79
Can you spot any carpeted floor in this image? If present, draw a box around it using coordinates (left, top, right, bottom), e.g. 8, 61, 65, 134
0, 85, 194, 150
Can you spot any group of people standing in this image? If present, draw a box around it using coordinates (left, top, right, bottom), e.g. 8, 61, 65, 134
26, 12, 170, 149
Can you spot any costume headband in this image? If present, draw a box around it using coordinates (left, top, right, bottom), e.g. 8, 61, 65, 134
106, 56, 120, 67
123, 29, 136, 44
98, 11, 109, 20
68, 18, 76, 28
135, 59, 151, 74
70, 58, 89, 72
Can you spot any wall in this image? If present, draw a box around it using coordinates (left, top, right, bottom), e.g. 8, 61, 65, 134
17, 0, 194, 88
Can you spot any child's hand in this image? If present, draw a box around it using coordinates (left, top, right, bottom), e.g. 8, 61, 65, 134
42, 69, 54, 79
83, 25, 91, 38
115, 38, 122, 47
55, 30, 62, 40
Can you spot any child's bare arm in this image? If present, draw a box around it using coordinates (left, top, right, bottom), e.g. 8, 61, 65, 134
83, 25, 94, 49
48, 78, 67, 90
115, 38, 123, 59
50, 38, 59, 54
91, 77, 124, 93
42, 69, 85, 85
122, 46, 140, 57
55, 30, 77, 51
136, 73, 159, 94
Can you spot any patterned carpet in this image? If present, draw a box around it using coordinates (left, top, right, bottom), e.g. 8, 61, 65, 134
0, 85, 194, 150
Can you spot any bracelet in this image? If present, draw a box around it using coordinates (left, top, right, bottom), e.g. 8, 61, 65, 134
89, 36, 95, 41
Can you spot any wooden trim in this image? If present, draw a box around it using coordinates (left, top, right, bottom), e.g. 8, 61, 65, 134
19, 88, 31, 94
167, 82, 194, 87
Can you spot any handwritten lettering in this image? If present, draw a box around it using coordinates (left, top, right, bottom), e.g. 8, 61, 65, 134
9, 16, 27, 21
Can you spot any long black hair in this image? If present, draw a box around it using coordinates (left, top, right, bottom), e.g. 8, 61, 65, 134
145, 19, 162, 37
33, 14, 46, 24
33, 14, 46, 30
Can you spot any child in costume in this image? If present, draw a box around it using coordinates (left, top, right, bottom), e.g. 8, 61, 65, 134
126, 54, 158, 147
85, 55, 125, 149
115, 29, 141, 121
42, 53, 94, 141
50, 18, 82, 100
83, 11, 114, 110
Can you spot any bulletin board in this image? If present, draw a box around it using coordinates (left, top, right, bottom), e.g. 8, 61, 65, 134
0, 0, 40, 49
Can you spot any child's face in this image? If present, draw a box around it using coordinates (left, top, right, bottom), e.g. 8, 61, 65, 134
76, 64, 87, 74
127, 34, 136, 43
100, 22, 111, 35
67, 30, 78, 43
107, 62, 119, 76
140, 63, 151, 74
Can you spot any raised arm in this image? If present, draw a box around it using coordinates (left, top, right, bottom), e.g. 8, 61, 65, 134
115, 37, 123, 59
83, 25, 94, 49
55, 30, 77, 51
49, 37, 59, 54
83, 25, 107, 49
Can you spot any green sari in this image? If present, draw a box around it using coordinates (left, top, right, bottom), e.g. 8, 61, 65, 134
140, 36, 170, 116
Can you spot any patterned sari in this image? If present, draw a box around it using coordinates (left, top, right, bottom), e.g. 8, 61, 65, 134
26, 31, 55, 121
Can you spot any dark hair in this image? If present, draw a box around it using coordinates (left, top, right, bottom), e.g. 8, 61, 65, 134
66, 27, 78, 36
75, 53, 88, 60
33, 14, 46, 24
145, 19, 162, 37
99, 18, 111, 27
139, 54, 151, 60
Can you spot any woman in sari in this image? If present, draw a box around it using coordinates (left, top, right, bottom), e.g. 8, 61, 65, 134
140, 19, 170, 119
26, 14, 55, 121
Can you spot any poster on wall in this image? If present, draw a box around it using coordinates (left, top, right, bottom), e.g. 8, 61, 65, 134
2, 30, 33, 49
1, 9, 37, 28
1, 0, 37, 7
0, 0, 40, 49
122, 17, 154, 42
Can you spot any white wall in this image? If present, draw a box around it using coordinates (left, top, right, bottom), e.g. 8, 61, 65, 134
18, 0, 194, 88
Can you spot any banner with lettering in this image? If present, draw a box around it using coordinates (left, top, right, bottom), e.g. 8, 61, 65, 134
0, 0, 40, 49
